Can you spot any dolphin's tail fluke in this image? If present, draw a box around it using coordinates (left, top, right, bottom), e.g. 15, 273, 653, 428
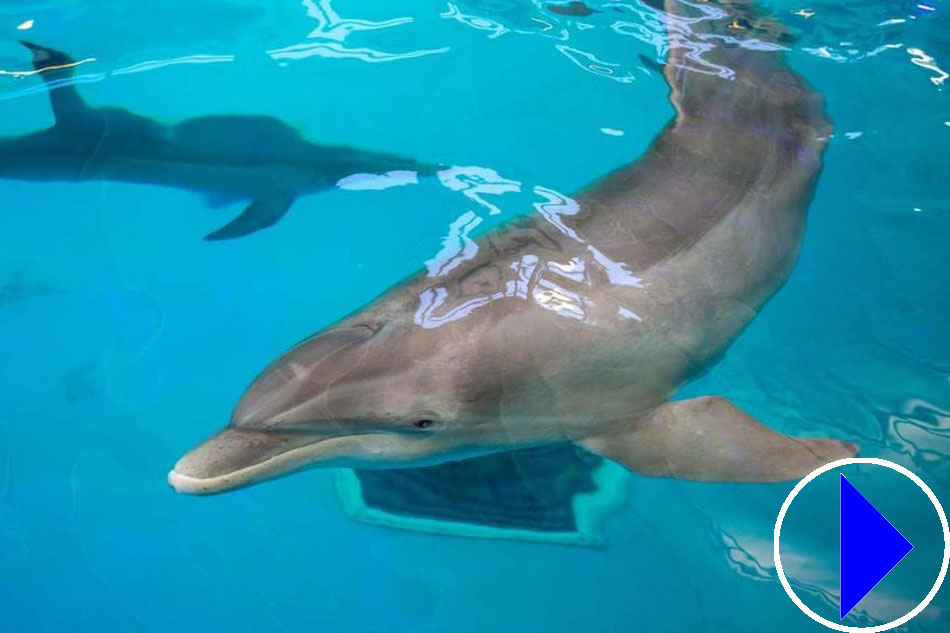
579, 397, 857, 483
658, 0, 829, 135
19, 41, 93, 132
581, 0, 831, 278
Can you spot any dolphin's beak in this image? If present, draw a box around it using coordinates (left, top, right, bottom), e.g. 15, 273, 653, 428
167, 428, 340, 495
169, 326, 383, 495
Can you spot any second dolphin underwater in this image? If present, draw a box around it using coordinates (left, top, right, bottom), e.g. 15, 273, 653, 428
169, 0, 857, 495
1, 41, 438, 240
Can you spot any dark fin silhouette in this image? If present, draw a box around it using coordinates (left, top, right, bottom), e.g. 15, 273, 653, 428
638, 54, 665, 75
204, 192, 296, 241
548, 2, 599, 17
578, 397, 857, 482
20, 41, 94, 132
204, 193, 238, 209
20, 40, 75, 76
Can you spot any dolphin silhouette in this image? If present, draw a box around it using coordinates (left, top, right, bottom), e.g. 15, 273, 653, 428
1, 41, 438, 240
169, 0, 856, 494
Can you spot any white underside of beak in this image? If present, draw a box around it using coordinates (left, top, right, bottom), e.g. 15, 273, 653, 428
168, 429, 466, 495
168, 434, 349, 495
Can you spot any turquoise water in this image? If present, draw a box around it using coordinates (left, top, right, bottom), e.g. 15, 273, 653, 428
1, 1, 948, 631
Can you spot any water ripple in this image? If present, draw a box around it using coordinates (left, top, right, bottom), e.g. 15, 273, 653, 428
268, 41, 449, 64
908, 46, 948, 87
706, 515, 939, 629
302, 0, 413, 41
888, 397, 950, 481
441, 2, 512, 39
268, 0, 449, 65
556, 44, 638, 82
111, 54, 235, 77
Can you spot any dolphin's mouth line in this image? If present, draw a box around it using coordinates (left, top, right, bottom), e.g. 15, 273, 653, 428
168, 433, 351, 495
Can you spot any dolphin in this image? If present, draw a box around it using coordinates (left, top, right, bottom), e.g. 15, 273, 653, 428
169, 0, 856, 495
0, 41, 438, 240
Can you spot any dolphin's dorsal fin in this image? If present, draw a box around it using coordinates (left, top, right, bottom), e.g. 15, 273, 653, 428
203, 191, 296, 241
577, 397, 856, 482
638, 54, 665, 76
20, 41, 95, 132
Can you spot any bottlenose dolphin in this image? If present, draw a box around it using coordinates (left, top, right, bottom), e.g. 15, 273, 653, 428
1, 41, 437, 240
169, 0, 856, 494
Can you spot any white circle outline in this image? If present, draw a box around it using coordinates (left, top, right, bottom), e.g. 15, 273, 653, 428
774, 457, 949, 632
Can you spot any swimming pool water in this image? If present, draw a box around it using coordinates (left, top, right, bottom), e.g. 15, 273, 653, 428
0, 1, 947, 632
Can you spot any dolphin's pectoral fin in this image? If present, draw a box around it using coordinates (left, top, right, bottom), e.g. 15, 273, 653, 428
203, 191, 296, 241
577, 397, 857, 483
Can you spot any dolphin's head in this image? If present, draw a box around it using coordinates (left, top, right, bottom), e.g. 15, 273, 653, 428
168, 314, 536, 494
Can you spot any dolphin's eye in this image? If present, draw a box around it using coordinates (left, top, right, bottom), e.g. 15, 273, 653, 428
413, 419, 436, 430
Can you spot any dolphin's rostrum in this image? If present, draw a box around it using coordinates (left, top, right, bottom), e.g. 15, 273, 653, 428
1, 41, 438, 240
169, 0, 856, 495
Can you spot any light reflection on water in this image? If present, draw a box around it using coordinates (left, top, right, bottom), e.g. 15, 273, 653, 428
267, 0, 450, 63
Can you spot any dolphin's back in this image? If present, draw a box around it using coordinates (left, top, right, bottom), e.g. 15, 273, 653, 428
399, 1, 831, 346
403, 0, 832, 406
170, 115, 311, 163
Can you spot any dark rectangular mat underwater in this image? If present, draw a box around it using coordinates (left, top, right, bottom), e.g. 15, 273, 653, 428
336, 444, 628, 546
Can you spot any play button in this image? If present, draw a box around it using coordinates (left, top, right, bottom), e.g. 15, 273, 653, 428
839, 474, 913, 619
774, 457, 950, 632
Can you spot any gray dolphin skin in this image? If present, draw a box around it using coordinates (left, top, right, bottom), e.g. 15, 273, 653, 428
169, 0, 856, 495
1, 41, 437, 240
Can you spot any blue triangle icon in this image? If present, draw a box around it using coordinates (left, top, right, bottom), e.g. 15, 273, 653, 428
840, 474, 913, 619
